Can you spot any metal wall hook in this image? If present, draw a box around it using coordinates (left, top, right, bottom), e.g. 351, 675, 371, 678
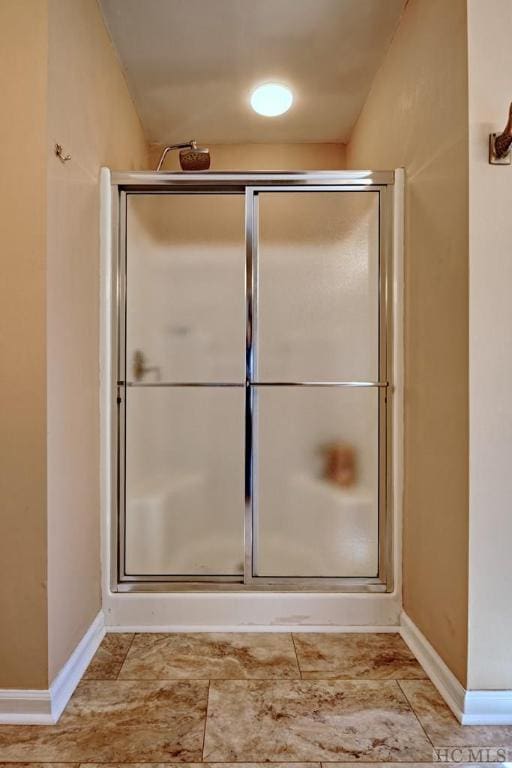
55, 143, 71, 163
489, 102, 512, 165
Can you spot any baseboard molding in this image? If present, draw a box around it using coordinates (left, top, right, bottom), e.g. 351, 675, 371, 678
400, 611, 512, 725
0, 689, 53, 725
0, 610, 105, 725
463, 690, 512, 725
49, 610, 105, 722
400, 611, 466, 721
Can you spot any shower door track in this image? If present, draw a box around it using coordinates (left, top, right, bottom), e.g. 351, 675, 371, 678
111, 171, 395, 594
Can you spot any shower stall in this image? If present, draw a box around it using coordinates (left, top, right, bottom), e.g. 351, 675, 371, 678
109, 170, 395, 592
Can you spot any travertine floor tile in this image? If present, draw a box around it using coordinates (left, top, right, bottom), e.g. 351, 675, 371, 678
0, 764, 77, 767
203, 679, 434, 762
0, 680, 208, 762
118, 632, 300, 679
9, 635, 512, 767
80, 764, 319, 768
322, 763, 506, 768
400, 680, 512, 749
293, 633, 426, 680
83, 634, 134, 680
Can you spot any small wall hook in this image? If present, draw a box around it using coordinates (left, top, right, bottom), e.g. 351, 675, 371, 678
489, 102, 512, 165
55, 143, 71, 163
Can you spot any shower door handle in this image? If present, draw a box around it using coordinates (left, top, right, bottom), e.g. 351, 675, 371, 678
132, 350, 161, 382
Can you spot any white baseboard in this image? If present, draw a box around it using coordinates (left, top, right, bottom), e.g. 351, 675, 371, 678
401, 611, 512, 725
0, 689, 53, 725
463, 690, 512, 725
0, 611, 105, 725
49, 610, 105, 721
400, 611, 466, 721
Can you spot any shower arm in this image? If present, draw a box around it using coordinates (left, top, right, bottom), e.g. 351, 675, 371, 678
156, 140, 197, 171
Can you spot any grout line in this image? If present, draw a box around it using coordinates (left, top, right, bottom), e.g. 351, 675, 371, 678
298, 674, 430, 681
71, 758, 502, 765
320, 762, 448, 765
109, 676, 319, 681
396, 679, 437, 755
115, 631, 137, 680
89, 674, 430, 682
201, 679, 211, 761
72, 759, 473, 763
290, 632, 304, 679
72, 759, 470, 765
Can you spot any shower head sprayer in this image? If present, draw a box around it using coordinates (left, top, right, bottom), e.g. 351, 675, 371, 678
156, 140, 210, 171
179, 143, 211, 171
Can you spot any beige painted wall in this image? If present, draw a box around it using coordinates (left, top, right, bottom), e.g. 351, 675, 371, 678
346, 0, 469, 684
46, 0, 148, 681
0, 0, 49, 690
467, 0, 512, 690
0, 0, 147, 689
9, 0, 505, 694
148, 142, 346, 171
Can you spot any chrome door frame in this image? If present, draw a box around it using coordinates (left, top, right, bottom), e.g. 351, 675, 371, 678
110, 171, 394, 593
244, 185, 391, 590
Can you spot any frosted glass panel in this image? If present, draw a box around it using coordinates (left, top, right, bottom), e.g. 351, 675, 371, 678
257, 192, 379, 382
126, 194, 245, 383
254, 386, 379, 578
125, 387, 245, 576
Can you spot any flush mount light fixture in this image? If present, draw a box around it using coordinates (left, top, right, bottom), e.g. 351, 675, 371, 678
250, 83, 293, 117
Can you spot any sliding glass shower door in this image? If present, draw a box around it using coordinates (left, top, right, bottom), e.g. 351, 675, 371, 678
123, 194, 246, 577
117, 178, 389, 588
251, 191, 381, 579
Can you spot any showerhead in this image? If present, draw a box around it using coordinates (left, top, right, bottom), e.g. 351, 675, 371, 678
156, 140, 210, 171
179, 143, 210, 171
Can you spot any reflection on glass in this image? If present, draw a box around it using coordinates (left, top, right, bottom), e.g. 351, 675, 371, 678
125, 387, 245, 576
254, 386, 379, 578
126, 194, 245, 383
257, 191, 379, 382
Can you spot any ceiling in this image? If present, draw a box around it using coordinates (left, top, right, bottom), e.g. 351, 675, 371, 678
100, 0, 405, 145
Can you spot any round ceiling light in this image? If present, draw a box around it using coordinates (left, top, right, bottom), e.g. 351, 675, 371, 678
250, 83, 293, 117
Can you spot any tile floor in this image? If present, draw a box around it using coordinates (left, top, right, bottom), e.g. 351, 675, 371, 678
1, 632, 512, 765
